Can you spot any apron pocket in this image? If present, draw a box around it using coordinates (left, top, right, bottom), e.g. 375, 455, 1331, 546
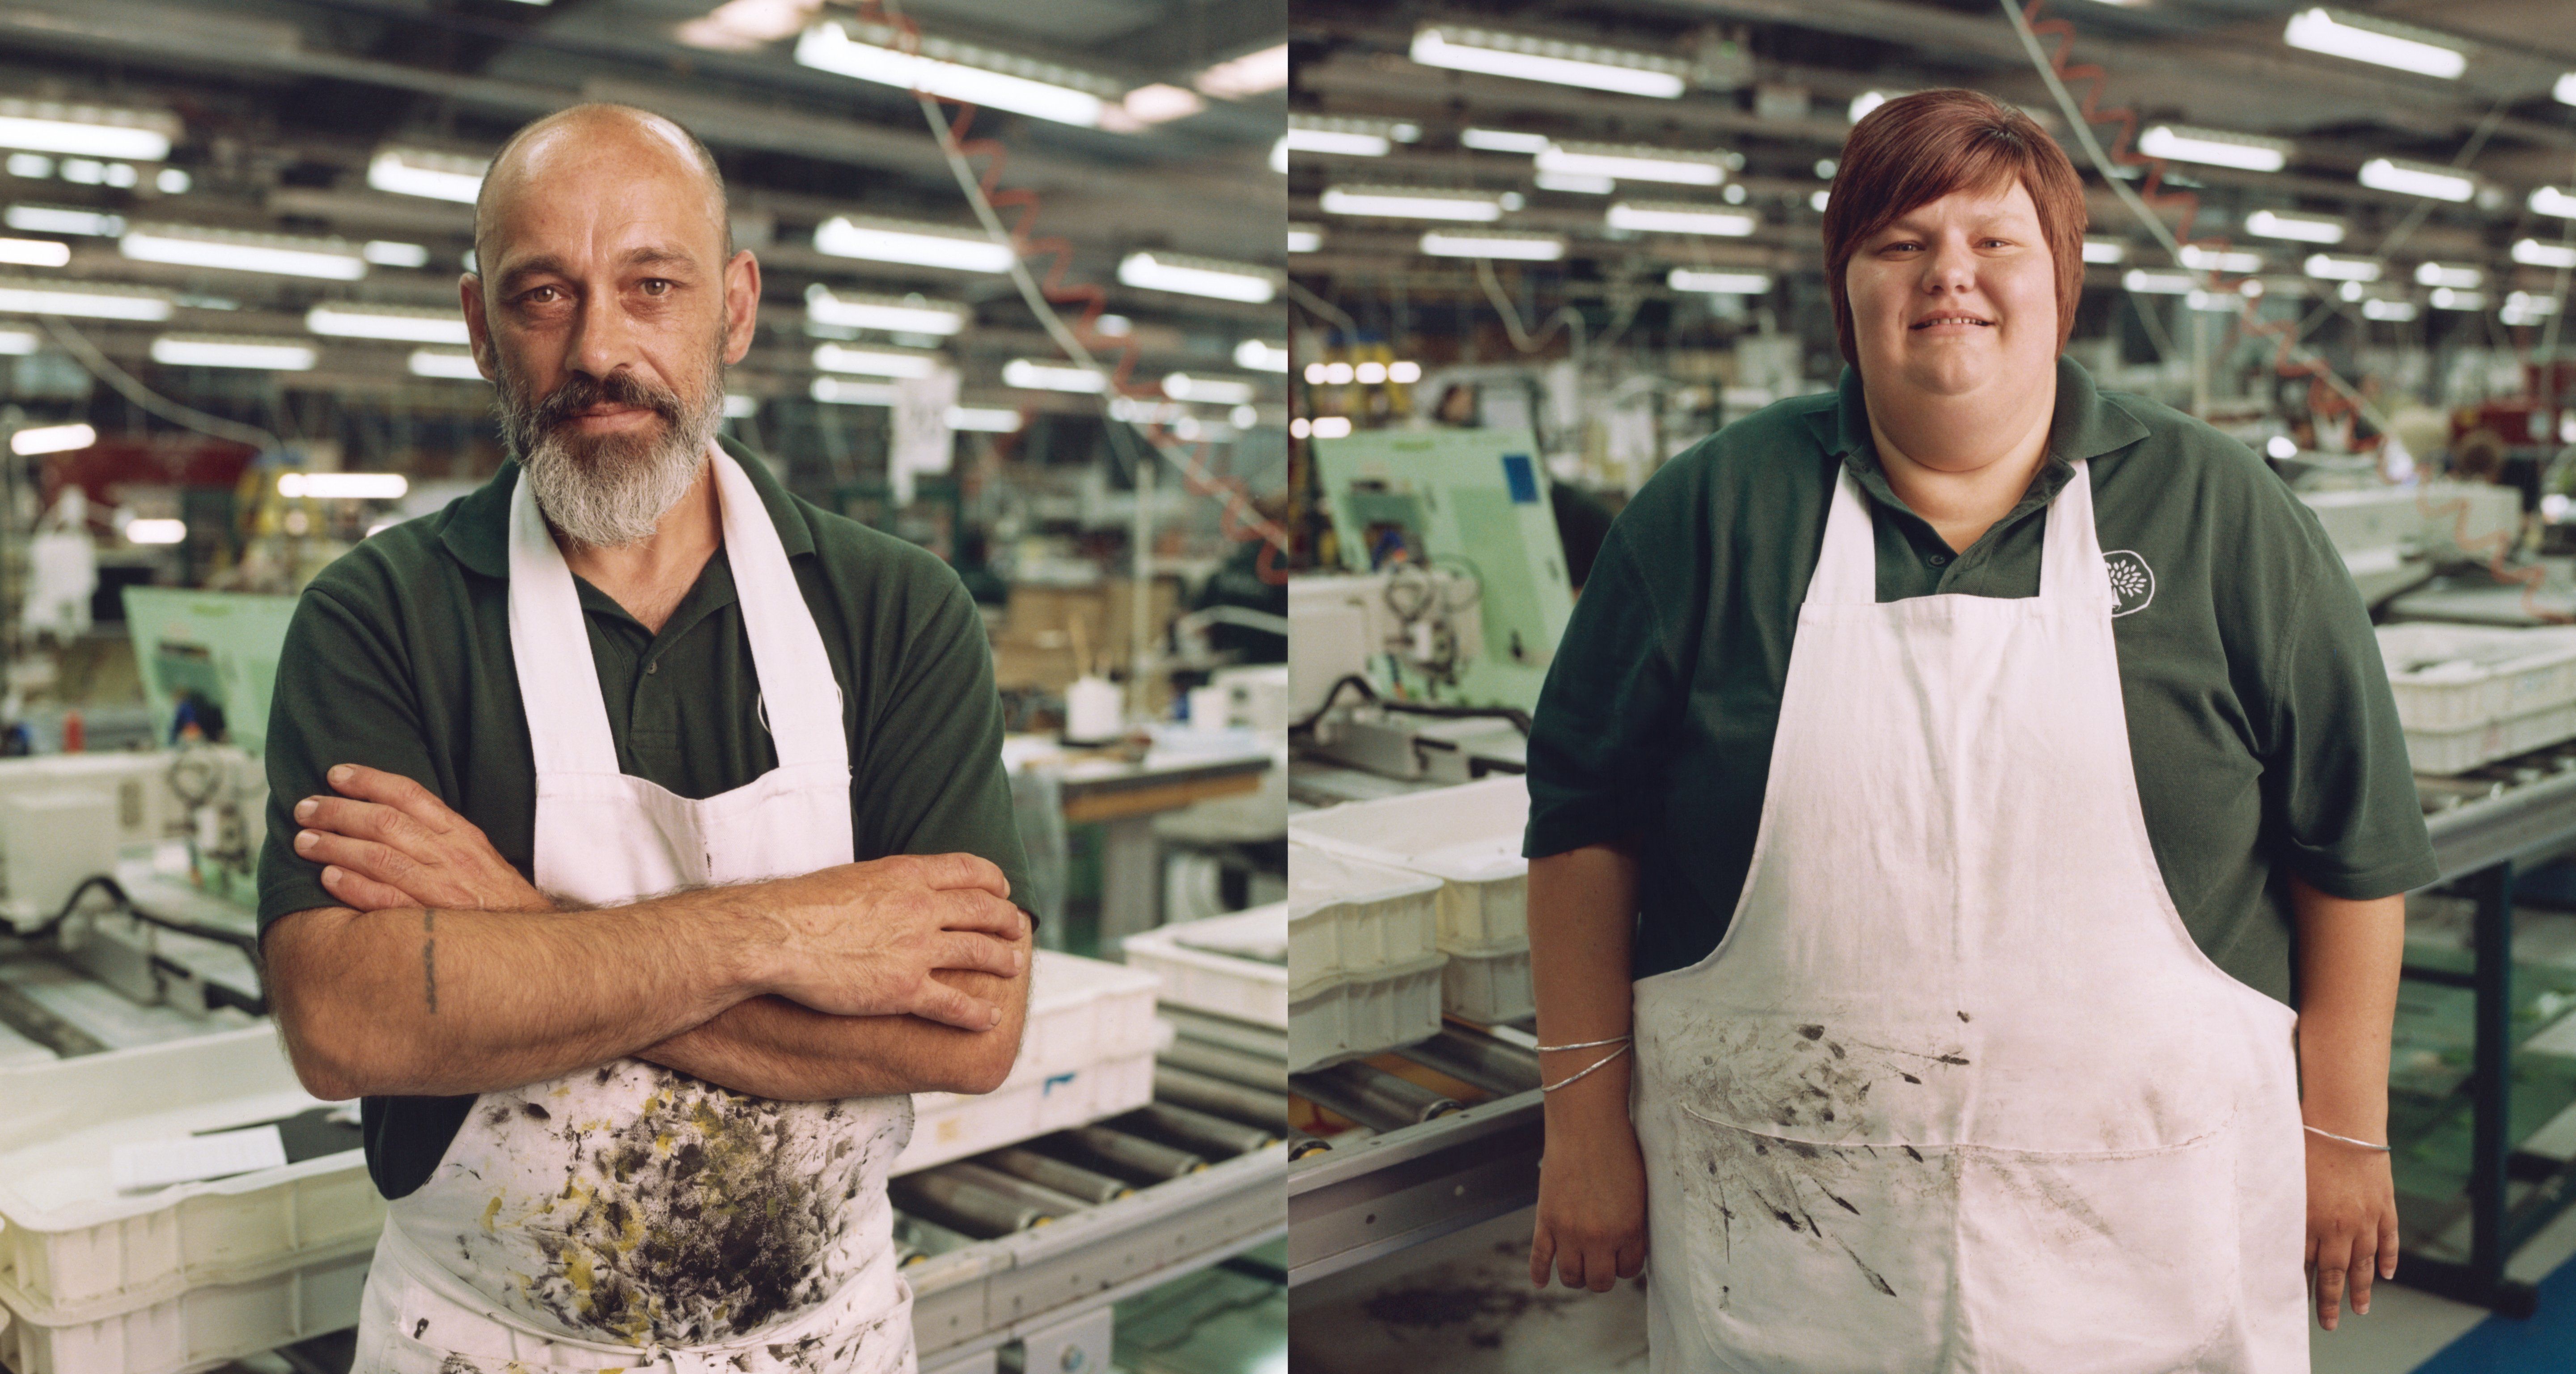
1954, 1120, 2245, 1374
1657, 1102, 1956, 1373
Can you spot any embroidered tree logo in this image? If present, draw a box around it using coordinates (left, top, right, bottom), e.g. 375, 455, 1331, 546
2104, 551, 2155, 617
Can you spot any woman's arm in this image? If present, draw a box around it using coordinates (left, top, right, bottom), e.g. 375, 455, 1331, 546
2289, 871, 2405, 1331
1526, 838, 1649, 1293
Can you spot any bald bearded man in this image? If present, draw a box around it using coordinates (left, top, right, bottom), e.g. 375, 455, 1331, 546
255, 104, 1034, 1374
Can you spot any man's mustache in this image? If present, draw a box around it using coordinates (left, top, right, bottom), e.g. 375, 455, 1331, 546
527, 371, 684, 432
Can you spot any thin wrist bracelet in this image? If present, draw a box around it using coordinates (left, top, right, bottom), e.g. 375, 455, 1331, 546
1535, 1034, 1633, 1053
2303, 1123, 2391, 1152
1540, 1043, 1632, 1093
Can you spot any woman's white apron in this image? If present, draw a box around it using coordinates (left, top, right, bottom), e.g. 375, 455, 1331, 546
350, 443, 916, 1374
1628, 460, 2308, 1373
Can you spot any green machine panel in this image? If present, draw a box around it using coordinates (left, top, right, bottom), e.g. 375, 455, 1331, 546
123, 588, 299, 757
1312, 427, 1574, 710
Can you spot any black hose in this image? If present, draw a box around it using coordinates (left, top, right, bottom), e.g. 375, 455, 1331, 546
1292, 672, 1532, 737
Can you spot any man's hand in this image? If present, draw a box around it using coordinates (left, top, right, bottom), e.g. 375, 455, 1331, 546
294, 764, 555, 913
2306, 1128, 2399, 1330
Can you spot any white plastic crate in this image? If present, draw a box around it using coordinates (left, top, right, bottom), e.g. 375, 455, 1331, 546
1287, 950, 1447, 1074
1122, 905, 1288, 1028
896, 1049, 1157, 1175
0, 1029, 379, 1319
996, 951, 1161, 1090
2378, 623, 2576, 734
1442, 945, 1534, 1024
1287, 843, 1441, 1001
2402, 700, 2576, 774
0, 1235, 370, 1374
1286, 776, 1529, 955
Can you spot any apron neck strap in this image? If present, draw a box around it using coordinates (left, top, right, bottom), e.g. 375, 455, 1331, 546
1807, 455, 2108, 606
507, 464, 623, 776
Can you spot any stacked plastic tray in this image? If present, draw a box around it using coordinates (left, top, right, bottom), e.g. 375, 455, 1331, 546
2377, 623, 2576, 773
1122, 904, 1289, 1028
0, 1028, 381, 1374
895, 950, 1165, 1175
1289, 776, 1534, 1029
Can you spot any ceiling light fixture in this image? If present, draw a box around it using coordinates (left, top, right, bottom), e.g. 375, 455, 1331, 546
1668, 268, 1773, 295
1537, 141, 1725, 187
1606, 202, 1757, 236
810, 376, 897, 406
124, 518, 185, 544
366, 148, 487, 204
1117, 250, 1281, 304
122, 224, 366, 280
280, 472, 408, 499
0, 237, 67, 267
2123, 269, 2195, 294
408, 348, 483, 379
2415, 262, 2484, 288
1234, 339, 1289, 371
1419, 230, 1564, 260
813, 214, 1014, 272
2532, 186, 2576, 219
2360, 297, 2418, 321
1003, 359, 1106, 393
0, 99, 175, 162
2082, 238, 2127, 264
1164, 373, 1257, 404
2429, 287, 2486, 310
1462, 128, 1553, 154
2358, 157, 2474, 202
1318, 186, 1502, 221
149, 334, 316, 370
305, 304, 469, 344
1409, 24, 1687, 98
1288, 224, 1322, 254
2244, 209, 2346, 243
804, 283, 970, 335
11, 423, 92, 455
2282, 8, 2468, 79
5, 205, 122, 237
1286, 115, 1418, 158
812, 343, 943, 377
796, 21, 1118, 129
361, 240, 430, 268
2512, 238, 2576, 269
0, 276, 169, 319
1195, 43, 1288, 98
2178, 245, 2266, 274
1536, 172, 1615, 195
2138, 125, 2292, 173
1110, 85, 1204, 130
948, 406, 1023, 433
2302, 253, 2382, 280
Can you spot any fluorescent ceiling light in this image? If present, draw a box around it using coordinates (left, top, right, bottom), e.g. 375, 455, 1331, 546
366, 148, 486, 204
1390, 360, 1421, 383
1538, 142, 1725, 187
2123, 269, 2195, 294
1271, 137, 1286, 175
2186, 288, 2249, 312
1419, 230, 1563, 261
408, 348, 484, 380
1113, 85, 1204, 130
6, 154, 49, 178
0, 100, 175, 162
2415, 262, 2483, 288
1535, 172, 1614, 195
1117, 250, 1281, 304
674, 0, 814, 51
796, 22, 1115, 129
154, 168, 187, 194
2303, 253, 2381, 281
280, 472, 407, 499
723, 393, 759, 419
2504, 292, 2559, 324
1850, 91, 1898, 123
2533, 187, 2576, 220
1195, 43, 1288, 98
1320, 186, 1502, 221
811, 376, 897, 406
305, 304, 469, 344
0, 237, 67, 267
1004, 358, 1107, 393
2360, 297, 2418, 321
2558, 72, 2576, 106
1462, 128, 1552, 154
123, 225, 366, 280
1408, 24, 1687, 98
124, 518, 185, 544
1309, 416, 1353, 439
1164, 372, 1256, 404
813, 215, 1014, 272
363, 241, 430, 268
2178, 245, 2265, 274
11, 422, 92, 455
803, 283, 970, 335
150, 335, 316, 370
0, 327, 35, 354
2429, 287, 2486, 310
1668, 268, 1773, 294
1288, 224, 1322, 254
1286, 115, 1419, 159
2357, 157, 2474, 202
6, 205, 122, 237
813, 342, 942, 377
0, 277, 169, 320
1810, 190, 1832, 212
1606, 202, 1756, 236
2512, 238, 2576, 269
948, 406, 1023, 433
2282, 8, 2467, 79
2139, 125, 2292, 173
2082, 238, 2127, 264
1235, 339, 1289, 371
2245, 209, 2345, 244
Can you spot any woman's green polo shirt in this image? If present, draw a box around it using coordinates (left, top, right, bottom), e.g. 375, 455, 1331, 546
1523, 356, 2437, 1001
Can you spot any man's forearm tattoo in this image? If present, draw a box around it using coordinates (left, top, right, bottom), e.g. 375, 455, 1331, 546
423, 908, 438, 1014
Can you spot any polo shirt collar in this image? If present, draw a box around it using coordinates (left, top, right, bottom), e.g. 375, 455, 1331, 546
438, 432, 810, 580
1800, 353, 2150, 527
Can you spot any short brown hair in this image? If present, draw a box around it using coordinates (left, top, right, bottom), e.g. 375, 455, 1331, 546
1821, 89, 2087, 367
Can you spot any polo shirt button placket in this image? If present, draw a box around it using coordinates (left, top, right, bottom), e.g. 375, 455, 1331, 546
1928, 554, 1949, 567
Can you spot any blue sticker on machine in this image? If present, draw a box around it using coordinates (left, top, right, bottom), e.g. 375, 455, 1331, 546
1501, 453, 1539, 504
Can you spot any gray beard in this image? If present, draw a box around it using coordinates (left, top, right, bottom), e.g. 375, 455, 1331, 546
495, 360, 726, 550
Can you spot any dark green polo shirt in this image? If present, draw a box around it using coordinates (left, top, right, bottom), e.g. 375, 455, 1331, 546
1523, 356, 2437, 1002
256, 434, 1031, 1199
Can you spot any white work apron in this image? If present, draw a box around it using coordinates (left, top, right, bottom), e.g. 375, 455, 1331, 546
351, 442, 918, 1374
1629, 460, 2309, 1373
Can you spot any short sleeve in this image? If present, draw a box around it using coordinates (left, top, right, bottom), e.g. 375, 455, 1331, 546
255, 580, 444, 942
2259, 526, 2439, 899
1524, 522, 1686, 858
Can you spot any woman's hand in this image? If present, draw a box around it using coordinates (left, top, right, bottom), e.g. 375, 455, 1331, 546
292, 763, 556, 913
2305, 1128, 2399, 1330
1529, 1112, 1649, 1292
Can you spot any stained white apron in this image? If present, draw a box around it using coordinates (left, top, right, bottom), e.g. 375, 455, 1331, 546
1629, 460, 2308, 1373
351, 442, 917, 1374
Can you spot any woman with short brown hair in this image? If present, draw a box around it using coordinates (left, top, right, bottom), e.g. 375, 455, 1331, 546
1522, 89, 2426, 1370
